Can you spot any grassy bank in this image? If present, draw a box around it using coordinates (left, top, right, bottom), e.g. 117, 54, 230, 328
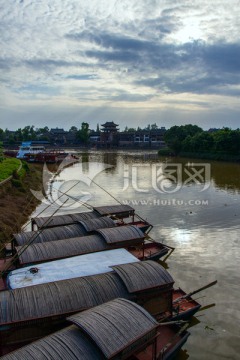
0, 158, 22, 182
0, 162, 43, 247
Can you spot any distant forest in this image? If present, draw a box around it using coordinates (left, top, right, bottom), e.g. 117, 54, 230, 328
161, 124, 240, 160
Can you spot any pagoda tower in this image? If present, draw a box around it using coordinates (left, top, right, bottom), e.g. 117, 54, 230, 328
100, 121, 119, 147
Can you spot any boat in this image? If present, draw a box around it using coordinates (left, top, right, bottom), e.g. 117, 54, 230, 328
15, 141, 74, 163
6, 249, 139, 289
30, 204, 153, 233
0, 260, 175, 353
24, 150, 76, 163
0, 259, 215, 355
16, 141, 46, 159
6, 224, 169, 269
0, 298, 190, 359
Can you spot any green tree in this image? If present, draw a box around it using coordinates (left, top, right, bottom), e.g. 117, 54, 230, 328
69, 126, 78, 132
213, 128, 240, 154
36, 126, 50, 140
15, 128, 23, 142
182, 132, 214, 152
151, 123, 158, 130
0, 128, 4, 141
77, 122, 89, 143
165, 124, 203, 155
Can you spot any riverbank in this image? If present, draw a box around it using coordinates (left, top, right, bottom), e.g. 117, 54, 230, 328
0, 162, 43, 246
158, 148, 240, 162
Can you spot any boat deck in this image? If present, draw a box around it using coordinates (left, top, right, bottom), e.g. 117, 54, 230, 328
129, 242, 167, 260
172, 289, 201, 320
131, 325, 187, 359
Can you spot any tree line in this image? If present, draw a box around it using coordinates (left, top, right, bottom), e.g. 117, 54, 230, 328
0, 123, 90, 144
163, 125, 240, 158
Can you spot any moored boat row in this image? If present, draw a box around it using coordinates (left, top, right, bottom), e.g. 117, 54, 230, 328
0, 203, 216, 358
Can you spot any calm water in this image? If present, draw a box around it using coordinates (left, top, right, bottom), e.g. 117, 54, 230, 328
30, 150, 240, 359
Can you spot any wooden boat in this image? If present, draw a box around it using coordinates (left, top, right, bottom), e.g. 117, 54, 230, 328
0, 260, 215, 355
0, 261, 174, 353
30, 204, 153, 233
0, 298, 190, 359
171, 288, 201, 321
24, 150, 78, 164
0, 224, 170, 284
7, 225, 169, 266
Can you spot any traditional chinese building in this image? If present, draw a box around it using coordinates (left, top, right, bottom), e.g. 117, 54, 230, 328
100, 121, 119, 147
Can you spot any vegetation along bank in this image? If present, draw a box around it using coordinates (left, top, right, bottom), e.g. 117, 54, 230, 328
0, 158, 43, 248
159, 125, 240, 162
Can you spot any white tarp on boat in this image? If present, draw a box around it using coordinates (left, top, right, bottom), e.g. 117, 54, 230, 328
7, 249, 139, 289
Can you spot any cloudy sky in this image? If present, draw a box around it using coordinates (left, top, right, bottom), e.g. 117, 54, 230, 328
1, 0, 240, 131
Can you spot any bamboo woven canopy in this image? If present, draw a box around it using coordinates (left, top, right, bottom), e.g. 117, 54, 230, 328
31, 204, 135, 230
0, 272, 129, 325
96, 225, 144, 244
0, 325, 104, 360
0, 261, 173, 325
68, 298, 158, 359
31, 211, 99, 229
14, 216, 117, 246
13, 224, 87, 246
1, 299, 158, 360
112, 260, 174, 293
15, 225, 144, 265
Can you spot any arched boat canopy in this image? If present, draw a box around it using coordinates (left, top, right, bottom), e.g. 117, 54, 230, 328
1, 299, 158, 360
0, 272, 129, 325
111, 260, 174, 293
31, 204, 135, 230
15, 234, 106, 265
0, 326, 105, 360
79, 217, 115, 232
0, 261, 173, 326
13, 224, 87, 246
68, 298, 158, 359
96, 225, 144, 244
15, 225, 145, 265
31, 211, 99, 229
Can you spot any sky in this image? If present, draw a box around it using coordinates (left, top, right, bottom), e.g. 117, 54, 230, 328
1, 0, 240, 131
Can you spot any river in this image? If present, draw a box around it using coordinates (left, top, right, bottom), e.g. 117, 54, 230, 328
30, 150, 240, 360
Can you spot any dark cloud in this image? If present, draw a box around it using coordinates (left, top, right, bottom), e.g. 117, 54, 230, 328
66, 74, 98, 80
108, 92, 153, 102
202, 43, 240, 73
0, 58, 15, 70
24, 59, 86, 70
66, 30, 156, 52
67, 28, 240, 96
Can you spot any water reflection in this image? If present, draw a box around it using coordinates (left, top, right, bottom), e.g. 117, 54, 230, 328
74, 151, 240, 192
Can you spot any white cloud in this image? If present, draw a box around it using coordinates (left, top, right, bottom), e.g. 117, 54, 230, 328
0, 0, 240, 130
